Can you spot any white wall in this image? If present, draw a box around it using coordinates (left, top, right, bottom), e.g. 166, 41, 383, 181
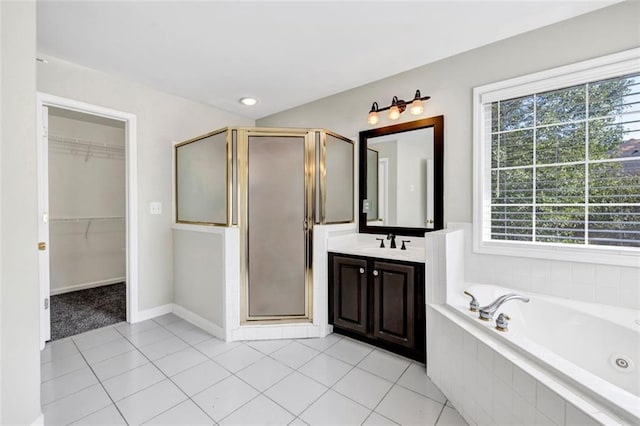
37, 56, 254, 314
0, 1, 42, 424
258, 1, 640, 308
48, 113, 126, 293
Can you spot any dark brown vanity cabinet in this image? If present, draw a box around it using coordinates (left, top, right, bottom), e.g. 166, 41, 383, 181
329, 253, 425, 362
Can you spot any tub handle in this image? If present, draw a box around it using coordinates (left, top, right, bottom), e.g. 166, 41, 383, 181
463, 291, 479, 312
495, 313, 511, 332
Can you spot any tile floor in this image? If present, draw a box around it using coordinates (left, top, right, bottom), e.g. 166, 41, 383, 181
41, 313, 468, 425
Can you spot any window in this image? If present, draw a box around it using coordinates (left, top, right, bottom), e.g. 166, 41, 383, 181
473, 49, 640, 266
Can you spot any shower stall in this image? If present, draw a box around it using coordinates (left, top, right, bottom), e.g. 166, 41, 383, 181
175, 127, 354, 325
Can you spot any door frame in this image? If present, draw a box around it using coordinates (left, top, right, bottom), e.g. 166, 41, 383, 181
37, 93, 139, 348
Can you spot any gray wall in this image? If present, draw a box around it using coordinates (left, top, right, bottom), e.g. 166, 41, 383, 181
173, 230, 224, 327
0, 1, 42, 424
37, 57, 254, 313
257, 1, 640, 225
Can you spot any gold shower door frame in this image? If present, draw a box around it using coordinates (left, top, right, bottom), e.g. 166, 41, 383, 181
237, 128, 315, 324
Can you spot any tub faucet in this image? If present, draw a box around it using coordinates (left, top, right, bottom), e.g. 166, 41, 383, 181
479, 293, 529, 321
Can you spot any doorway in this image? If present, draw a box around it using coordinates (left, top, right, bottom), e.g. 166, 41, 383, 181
37, 94, 138, 347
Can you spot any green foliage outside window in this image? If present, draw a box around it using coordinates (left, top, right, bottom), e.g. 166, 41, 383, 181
490, 73, 640, 247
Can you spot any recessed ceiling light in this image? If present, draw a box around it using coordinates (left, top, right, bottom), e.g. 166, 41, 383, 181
239, 97, 258, 106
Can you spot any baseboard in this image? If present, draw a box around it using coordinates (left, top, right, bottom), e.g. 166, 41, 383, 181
30, 413, 44, 426
50, 277, 126, 296
172, 303, 225, 340
134, 303, 173, 322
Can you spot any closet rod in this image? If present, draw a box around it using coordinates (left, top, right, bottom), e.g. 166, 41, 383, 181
48, 135, 125, 153
49, 216, 125, 223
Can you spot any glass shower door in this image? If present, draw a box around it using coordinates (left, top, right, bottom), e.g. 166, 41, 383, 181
246, 134, 311, 319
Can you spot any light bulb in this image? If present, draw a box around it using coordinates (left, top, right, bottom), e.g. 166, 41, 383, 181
367, 110, 379, 125
409, 99, 424, 115
388, 105, 401, 120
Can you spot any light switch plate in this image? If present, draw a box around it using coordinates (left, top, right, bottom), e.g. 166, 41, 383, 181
150, 202, 162, 215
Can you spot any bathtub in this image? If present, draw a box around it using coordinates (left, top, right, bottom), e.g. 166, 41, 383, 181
449, 284, 640, 424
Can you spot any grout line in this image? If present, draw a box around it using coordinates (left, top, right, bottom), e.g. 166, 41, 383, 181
67, 339, 130, 425
433, 400, 448, 426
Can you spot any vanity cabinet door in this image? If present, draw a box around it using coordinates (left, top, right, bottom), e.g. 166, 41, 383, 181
372, 261, 415, 349
331, 255, 368, 334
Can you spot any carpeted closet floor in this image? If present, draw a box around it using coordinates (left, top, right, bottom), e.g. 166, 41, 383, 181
50, 282, 126, 341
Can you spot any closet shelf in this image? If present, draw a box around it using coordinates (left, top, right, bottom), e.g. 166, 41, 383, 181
50, 216, 125, 223
49, 134, 125, 160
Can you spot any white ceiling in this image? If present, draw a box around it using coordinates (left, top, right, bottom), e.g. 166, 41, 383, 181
37, 1, 621, 119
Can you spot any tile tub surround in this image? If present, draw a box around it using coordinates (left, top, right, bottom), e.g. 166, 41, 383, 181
427, 305, 628, 426
40, 315, 467, 425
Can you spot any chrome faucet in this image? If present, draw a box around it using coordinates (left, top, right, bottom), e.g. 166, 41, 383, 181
386, 233, 397, 249
479, 293, 529, 321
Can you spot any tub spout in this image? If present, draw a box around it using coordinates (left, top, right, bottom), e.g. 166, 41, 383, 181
479, 293, 529, 321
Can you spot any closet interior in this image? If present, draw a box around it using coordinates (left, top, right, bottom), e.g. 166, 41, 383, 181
47, 107, 126, 340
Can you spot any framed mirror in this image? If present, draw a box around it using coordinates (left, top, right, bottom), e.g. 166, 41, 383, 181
358, 115, 444, 236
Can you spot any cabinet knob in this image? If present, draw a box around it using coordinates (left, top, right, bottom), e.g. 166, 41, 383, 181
359, 267, 365, 274
373, 270, 379, 276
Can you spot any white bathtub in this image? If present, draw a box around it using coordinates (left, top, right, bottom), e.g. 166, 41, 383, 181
449, 284, 640, 424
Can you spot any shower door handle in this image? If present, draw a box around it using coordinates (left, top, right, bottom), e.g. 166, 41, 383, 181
303, 219, 309, 231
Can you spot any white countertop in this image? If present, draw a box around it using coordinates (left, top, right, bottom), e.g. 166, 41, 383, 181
328, 233, 425, 263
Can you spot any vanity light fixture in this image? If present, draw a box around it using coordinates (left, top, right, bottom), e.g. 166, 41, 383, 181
239, 97, 258, 106
367, 90, 430, 124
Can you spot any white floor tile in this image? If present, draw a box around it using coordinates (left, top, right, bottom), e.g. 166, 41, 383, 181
144, 400, 214, 425
288, 418, 309, 426
102, 363, 165, 401
297, 334, 342, 352
153, 347, 208, 377
164, 319, 197, 334
125, 326, 173, 347
270, 342, 319, 369
43, 383, 111, 426
192, 375, 259, 422
246, 339, 292, 355
82, 337, 135, 365
70, 404, 127, 425
375, 385, 444, 426
91, 350, 149, 382
397, 363, 446, 403
41, 352, 88, 382
213, 344, 264, 373
41, 367, 98, 405
178, 327, 213, 345
153, 313, 181, 326
72, 326, 122, 351
362, 412, 399, 425
264, 372, 327, 416
357, 349, 411, 382
324, 338, 373, 365
139, 335, 190, 361
41, 339, 78, 364
116, 379, 187, 425
115, 319, 162, 337
437, 406, 469, 425
236, 356, 293, 391
300, 389, 370, 426
298, 353, 352, 387
195, 338, 241, 359
220, 395, 295, 425
171, 360, 231, 396
333, 368, 393, 409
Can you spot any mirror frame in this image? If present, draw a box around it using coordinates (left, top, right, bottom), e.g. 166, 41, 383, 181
358, 115, 444, 237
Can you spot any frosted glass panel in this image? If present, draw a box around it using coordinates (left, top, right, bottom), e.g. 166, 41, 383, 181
325, 135, 354, 223
248, 135, 306, 317
176, 132, 227, 224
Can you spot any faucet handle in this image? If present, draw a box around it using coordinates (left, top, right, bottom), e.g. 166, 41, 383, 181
463, 291, 479, 312
495, 313, 511, 332
375, 238, 385, 248
400, 240, 411, 250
